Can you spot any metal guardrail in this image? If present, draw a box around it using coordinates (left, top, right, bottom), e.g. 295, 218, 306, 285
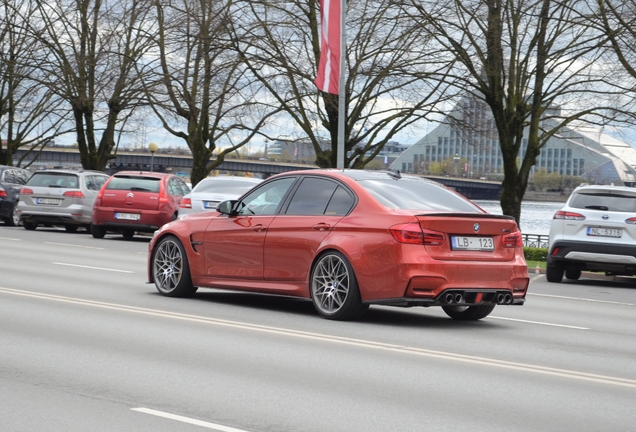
523, 234, 549, 248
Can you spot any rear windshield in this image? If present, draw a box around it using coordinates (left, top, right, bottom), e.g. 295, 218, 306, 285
570, 191, 636, 212
27, 172, 79, 188
107, 176, 161, 193
193, 179, 260, 195
358, 178, 483, 212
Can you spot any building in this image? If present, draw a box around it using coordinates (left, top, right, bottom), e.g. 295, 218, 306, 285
390, 98, 636, 186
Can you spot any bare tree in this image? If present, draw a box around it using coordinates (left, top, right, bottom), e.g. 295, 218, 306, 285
231, 0, 451, 168
144, 0, 281, 186
0, 0, 69, 167
398, 0, 636, 224
30, 0, 154, 171
596, 0, 636, 78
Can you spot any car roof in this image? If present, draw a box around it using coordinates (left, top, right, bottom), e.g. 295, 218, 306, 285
113, 171, 173, 178
572, 184, 636, 194
32, 169, 106, 175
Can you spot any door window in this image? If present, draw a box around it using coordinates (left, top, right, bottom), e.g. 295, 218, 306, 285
285, 177, 338, 215
237, 177, 295, 215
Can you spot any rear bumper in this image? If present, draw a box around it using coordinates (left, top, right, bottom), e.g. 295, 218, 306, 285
92, 206, 173, 232
548, 240, 636, 274
18, 207, 92, 225
368, 289, 525, 307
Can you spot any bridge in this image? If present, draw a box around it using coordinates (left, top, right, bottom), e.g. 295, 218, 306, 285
13, 147, 502, 199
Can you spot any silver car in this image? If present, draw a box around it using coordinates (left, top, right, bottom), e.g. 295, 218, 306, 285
178, 176, 263, 216
18, 169, 110, 232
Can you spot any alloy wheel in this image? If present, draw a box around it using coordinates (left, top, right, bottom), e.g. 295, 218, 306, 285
154, 239, 184, 293
312, 254, 351, 315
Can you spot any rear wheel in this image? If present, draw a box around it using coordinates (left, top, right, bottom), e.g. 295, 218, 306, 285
442, 304, 496, 321
565, 269, 581, 280
4, 203, 19, 226
310, 251, 368, 320
546, 264, 564, 283
153, 236, 197, 297
65, 225, 78, 233
91, 225, 106, 238
23, 221, 37, 231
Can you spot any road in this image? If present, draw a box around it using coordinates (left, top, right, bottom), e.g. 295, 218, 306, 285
1, 226, 635, 432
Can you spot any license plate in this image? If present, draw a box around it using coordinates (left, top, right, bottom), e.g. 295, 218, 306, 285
35, 198, 61, 205
203, 201, 220, 209
115, 212, 140, 220
451, 236, 494, 251
587, 227, 622, 238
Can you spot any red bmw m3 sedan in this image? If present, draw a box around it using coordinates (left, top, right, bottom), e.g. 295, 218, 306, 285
148, 169, 528, 321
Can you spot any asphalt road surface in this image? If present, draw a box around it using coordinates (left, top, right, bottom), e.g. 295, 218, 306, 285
1, 226, 635, 432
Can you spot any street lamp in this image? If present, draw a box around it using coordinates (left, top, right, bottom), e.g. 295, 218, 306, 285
148, 142, 158, 172
453, 153, 460, 177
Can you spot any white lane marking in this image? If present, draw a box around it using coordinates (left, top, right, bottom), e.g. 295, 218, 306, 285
52, 262, 134, 273
132, 408, 252, 431
530, 274, 543, 282
0, 237, 21, 241
488, 316, 589, 330
1, 287, 635, 389
45, 242, 105, 250
528, 292, 634, 306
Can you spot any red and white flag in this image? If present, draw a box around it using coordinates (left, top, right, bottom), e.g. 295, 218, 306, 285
314, 0, 341, 94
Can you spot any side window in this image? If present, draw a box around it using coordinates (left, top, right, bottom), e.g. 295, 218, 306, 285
178, 179, 191, 195
325, 186, 355, 215
237, 177, 296, 216
4, 170, 17, 184
86, 175, 108, 191
286, 177, 338, 215
168, 178, 182, 196
17, 170, 30, 185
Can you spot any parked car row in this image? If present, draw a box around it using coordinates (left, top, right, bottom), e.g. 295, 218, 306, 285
1, 165, 262, 240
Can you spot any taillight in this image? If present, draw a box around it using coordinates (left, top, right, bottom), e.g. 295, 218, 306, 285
626, 217, 636, 224
0, 189, 6, 198
159, 188, 169, 204
63, 190, 85, 198
180, 197, 192, 208
502, 231, 522, 248
390, 223, 445, 246
20, 188, 33, 195
553, 210, 585, 221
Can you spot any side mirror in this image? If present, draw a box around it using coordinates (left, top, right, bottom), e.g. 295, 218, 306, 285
217, 200, 237, 215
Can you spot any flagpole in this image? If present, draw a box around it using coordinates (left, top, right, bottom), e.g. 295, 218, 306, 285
336, 0, 346, 169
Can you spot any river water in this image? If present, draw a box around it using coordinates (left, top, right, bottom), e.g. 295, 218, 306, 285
473, 200, 565, 236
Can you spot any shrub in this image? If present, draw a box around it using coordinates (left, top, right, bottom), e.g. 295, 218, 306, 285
524, 247, 548, 262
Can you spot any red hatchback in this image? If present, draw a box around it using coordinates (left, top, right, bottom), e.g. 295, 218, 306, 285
92, 171, 190, 239
147, 170, 528, 321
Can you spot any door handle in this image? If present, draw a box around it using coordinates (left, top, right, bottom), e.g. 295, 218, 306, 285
251, 224, 266, 232
312, 223, 330, 231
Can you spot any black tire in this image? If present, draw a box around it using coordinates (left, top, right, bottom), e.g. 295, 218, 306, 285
442, 304, 496, 321
152, 236, 197, 297
565, 269, 581, 280
122, 229, 135, 239
310, 251, 368, 320
4, 203, 19, 226
65, 225, 78, 233
23, 221, 37, 231
546, 264, 564, 283
91, 225, 106, 238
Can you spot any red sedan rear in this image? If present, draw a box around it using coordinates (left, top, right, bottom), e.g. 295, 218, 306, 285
148, 170, 528, 320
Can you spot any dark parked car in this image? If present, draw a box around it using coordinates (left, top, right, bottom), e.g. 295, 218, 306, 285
148, 170, 528, 321
18, 169, 109, 232
92, 171, 190, 239
0, 165, 31, 226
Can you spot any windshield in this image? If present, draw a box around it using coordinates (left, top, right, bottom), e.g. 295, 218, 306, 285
358, 178, 483, 212
107, 176, 161, 193
569, 192, 636, 212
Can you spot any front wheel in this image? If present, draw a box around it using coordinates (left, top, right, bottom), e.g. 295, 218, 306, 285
565, 269, 581, 280
152, 236, 197, 297
310, 251, 368, 321
442, 304, 496, 321
23, 221, 37, 231
65, 225, 78, 233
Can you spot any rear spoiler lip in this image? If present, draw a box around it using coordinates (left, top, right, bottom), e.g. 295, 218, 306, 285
415, 212, 516, 221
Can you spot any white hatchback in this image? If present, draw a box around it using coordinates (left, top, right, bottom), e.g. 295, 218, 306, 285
178, 176, 263, 216
547, 184, 636, 282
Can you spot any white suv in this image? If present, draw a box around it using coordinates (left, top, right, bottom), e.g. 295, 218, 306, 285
547, 184, 636, 282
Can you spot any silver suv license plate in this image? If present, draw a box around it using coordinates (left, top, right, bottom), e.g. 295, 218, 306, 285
587, 227, 622, 238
